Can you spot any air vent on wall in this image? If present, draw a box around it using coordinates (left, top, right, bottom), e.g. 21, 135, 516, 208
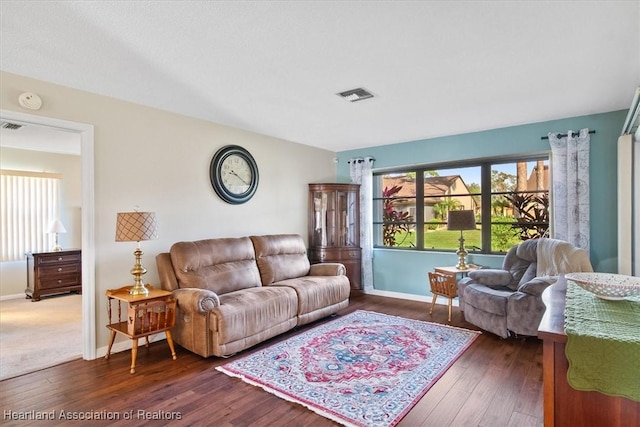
1, 121, 23, 130
337, 87, 374, 102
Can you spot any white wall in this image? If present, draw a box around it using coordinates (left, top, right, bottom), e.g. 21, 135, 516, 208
0, 147, 82, 297
0, 71, 338, 349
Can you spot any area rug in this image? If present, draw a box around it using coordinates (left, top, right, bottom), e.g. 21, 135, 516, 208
216, 310, 480, 427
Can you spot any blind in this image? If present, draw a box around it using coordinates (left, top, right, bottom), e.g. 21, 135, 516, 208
0, 169, 62, 261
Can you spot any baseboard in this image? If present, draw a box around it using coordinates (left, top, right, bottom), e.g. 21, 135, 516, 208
362, 289, 459, 307
96, 332, 167, 358
0, 293, 26, 301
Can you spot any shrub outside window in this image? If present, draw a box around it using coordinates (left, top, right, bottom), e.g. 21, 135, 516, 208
373, 156, 549, 254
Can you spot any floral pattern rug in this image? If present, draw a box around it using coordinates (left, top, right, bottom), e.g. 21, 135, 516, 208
216, 310, 480, 427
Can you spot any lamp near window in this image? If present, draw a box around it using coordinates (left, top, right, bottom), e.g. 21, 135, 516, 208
447, 210, 476, 270
47, 219, 67, 252
115, 211, 158, 296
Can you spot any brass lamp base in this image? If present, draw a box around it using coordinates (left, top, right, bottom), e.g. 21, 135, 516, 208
129, 283, 149, 296
52, 234, 62, 252
455, 232, 470, 270
456, 252, 469, 270
129, 246, 149, 296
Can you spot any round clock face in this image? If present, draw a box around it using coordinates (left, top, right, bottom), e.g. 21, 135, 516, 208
210, 145, 259, 204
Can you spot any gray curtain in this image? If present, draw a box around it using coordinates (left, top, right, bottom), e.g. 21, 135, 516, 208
548, 128, 590, 251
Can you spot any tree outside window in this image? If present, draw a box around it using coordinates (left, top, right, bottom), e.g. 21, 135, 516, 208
382, 185, 414, 247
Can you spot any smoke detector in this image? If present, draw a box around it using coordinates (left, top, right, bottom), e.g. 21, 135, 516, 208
18, 92, 42, 110
337, 88, 374, 102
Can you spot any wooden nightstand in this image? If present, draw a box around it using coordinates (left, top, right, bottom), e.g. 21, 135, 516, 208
104, 285, 177, 374
25, 249, 82, 301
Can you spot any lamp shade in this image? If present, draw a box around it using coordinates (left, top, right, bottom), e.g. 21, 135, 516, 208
447, 210, 476, 231
47, 219, 67, 234
115, 212, 158, 242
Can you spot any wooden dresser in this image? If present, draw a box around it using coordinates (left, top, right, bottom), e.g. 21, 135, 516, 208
538, 277, 640, 427
26, 249, 82, 301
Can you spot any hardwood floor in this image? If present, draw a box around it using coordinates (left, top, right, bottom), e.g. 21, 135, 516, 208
0, 293, 543, 426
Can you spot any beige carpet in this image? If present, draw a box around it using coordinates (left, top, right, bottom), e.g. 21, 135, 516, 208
0, 294, 82, 380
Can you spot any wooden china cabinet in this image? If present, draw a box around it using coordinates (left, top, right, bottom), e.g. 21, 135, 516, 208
308, 183, 361, 291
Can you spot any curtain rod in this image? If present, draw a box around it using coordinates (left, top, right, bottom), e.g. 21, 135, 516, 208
347, 157, 376, 163
541, 130, 596, 140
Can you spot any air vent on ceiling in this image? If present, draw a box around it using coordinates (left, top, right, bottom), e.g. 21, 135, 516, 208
1, 121, 23, 130
337, 87, 374, 102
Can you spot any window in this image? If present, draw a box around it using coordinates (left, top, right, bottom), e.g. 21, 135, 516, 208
373, 155, 549, 253
0, 170, 61, 261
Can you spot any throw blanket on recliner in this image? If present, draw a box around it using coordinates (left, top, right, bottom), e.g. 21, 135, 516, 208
536, 238, 593, 282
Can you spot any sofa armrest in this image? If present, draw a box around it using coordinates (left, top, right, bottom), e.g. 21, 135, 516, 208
468, 269, 512, 287
517, 277, 553, 296
172, 288, 220, 314
309, 262, 346, 276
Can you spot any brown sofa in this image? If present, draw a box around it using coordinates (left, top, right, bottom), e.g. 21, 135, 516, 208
155, 234, 350, 357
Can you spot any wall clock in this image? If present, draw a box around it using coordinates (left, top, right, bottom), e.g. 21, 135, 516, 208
209, 145, 259, 204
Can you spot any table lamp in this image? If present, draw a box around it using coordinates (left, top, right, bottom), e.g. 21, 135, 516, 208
115, 211, 158, 296
47, 219, 67, 252
447, 210, 476, 270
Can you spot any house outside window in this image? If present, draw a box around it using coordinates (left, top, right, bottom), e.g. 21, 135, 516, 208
373, 155, 549, 254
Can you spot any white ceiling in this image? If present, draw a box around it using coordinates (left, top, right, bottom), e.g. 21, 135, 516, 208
1, 1, 639, 152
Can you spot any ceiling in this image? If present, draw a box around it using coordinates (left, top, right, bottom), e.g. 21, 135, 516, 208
1, 1, 639, 152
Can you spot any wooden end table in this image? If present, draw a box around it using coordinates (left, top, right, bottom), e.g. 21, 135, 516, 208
105, 285, 177, 374
429, 265, 480, 321
434, 265, 480, 278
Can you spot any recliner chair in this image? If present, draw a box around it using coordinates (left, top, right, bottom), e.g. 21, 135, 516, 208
457, 238, 592, 338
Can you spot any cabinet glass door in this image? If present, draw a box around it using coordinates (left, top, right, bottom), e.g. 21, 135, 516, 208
337, 191, 358, 246
312, 191, 337, 246
310, 184, 359, 248
346, 190, 358, 246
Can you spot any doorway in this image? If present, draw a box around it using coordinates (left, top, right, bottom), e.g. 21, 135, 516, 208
0, 109, 96, 366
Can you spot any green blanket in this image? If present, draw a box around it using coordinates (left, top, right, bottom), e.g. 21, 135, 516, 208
564, 280, 640, 402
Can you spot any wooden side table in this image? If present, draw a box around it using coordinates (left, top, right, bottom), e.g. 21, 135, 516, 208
105, 285, 177, 374
428, 271, 458, 321
434, 265, 479, 278
429, 265, 479, 321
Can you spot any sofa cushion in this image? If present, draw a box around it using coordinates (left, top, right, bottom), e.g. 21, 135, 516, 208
468, 269, 512, 287
213, 286, 298, 344
170, 237, 262, 294
272, 276, 350, 316
516, 238, 538, 261
464, 284, 511, 316
250, 234, 311, 285
517, 262, 538, 288
500, 239, 538, 290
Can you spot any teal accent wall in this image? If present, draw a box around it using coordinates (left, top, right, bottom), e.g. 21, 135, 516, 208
337, 110, 626, 297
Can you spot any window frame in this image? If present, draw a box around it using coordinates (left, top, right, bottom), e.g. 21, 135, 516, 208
373, 153, 550, 254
